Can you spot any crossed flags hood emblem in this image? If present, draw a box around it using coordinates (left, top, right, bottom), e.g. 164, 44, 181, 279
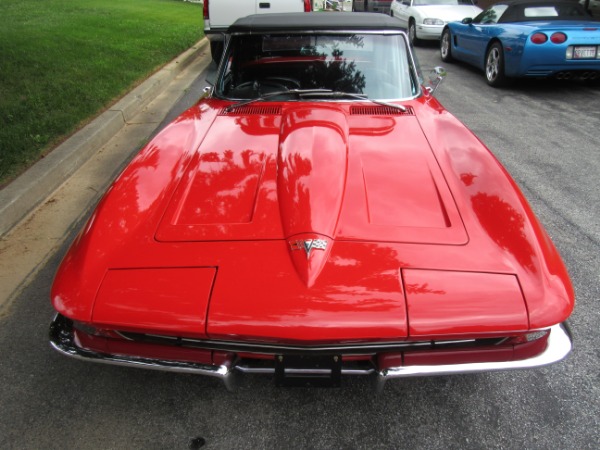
289, 238, 328, 256
287, 236, 330, 285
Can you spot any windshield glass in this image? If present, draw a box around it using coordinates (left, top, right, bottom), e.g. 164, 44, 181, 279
413, 0, 475, 6
216, 33, 417, 100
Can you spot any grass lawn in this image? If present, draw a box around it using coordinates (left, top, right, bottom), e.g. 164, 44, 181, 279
0, 0, 203, 186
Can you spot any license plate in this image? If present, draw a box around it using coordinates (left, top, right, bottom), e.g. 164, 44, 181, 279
572, 46, 597, 59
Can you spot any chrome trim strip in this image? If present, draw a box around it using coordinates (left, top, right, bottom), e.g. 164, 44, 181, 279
230, 30, 407, 36
234, 366, 375, 376
119, 332, 494, 354
374, 323, 573, 393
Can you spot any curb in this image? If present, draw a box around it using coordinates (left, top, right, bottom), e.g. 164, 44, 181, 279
0, 38, 209, 238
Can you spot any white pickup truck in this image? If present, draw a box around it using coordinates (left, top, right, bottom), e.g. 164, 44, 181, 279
203, 0, 313, 63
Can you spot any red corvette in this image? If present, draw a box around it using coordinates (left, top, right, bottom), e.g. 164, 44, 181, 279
50, 13, 574, 391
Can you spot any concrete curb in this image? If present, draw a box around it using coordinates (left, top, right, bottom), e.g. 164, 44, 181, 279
0, 38, 209, 238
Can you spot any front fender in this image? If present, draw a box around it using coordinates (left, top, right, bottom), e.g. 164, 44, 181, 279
51, 102, 222, 321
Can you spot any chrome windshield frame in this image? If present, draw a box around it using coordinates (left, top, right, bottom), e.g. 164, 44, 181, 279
212, 30, 424, 103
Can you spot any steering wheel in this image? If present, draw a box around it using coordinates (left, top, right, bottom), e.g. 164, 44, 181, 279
234, 77, 300, 92
263, 76, 301, 89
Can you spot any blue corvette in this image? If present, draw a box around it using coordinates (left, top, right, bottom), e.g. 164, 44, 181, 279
440, 0, 600, 86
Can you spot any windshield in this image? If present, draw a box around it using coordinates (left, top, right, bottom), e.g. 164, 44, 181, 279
216, 33, 418, 101
413, 0, 475, 6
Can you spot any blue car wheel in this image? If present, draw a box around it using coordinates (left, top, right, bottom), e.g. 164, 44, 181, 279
485, 42, 507, 87
441, 29, 453, 63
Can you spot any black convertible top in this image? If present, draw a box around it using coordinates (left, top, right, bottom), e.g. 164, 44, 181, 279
229, 12, 407, 33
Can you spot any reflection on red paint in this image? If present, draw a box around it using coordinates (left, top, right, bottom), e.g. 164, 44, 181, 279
460, 172, 477, 187
278, 107, 348, 238
174, 149, 266, 224
471, 192, 536, 272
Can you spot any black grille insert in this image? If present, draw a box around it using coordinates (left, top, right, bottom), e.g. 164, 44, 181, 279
350, 105, 414, 116
220, 105, 282, 115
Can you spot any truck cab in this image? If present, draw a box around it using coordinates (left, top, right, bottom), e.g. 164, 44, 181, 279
204, 0, 313, 63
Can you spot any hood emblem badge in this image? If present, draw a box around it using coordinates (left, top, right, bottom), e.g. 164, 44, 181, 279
289, 239, 328, 256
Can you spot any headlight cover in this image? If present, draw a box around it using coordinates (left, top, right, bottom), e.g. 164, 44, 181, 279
423, 18, 445, 26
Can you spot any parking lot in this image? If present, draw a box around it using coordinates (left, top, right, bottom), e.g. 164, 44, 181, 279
0, 43, 598, 449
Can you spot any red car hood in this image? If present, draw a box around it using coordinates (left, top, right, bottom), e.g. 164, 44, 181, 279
156, 104, 467, 244
51, 99, 574, 343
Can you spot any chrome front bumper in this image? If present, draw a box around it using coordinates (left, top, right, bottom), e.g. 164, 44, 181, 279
50, 315, 572, 392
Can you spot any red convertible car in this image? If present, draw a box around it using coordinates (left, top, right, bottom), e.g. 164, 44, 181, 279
50, 13, 574, 391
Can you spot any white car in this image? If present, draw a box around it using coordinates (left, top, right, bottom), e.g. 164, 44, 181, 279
204, 0, 313, 63
390, 0, 481, 45
316, 0, 353, 11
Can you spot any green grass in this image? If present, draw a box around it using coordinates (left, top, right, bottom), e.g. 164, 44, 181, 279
0, 0, 203, 186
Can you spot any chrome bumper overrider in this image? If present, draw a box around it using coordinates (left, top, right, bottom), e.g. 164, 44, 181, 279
49, 315, 572, 392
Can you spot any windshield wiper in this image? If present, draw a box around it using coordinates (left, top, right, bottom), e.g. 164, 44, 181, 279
299, 91, 407, 112
224, 89, 332, 112
224, 88, 406, 113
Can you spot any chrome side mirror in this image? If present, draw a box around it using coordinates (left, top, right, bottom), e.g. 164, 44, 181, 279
426, 66, 447, 95
202, 86, 213, 99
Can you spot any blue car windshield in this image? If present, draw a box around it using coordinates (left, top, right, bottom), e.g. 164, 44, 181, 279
500, 3, 592, 22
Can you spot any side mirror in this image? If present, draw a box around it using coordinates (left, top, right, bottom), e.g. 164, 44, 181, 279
462, 17, 474, 24
426, 66, 447, 95
202, 86, 213, 99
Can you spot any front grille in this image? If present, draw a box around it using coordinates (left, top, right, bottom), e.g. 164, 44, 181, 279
117, 330, 507, 355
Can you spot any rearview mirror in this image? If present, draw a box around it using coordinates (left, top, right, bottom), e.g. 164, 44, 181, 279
462, 17, 473, 24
